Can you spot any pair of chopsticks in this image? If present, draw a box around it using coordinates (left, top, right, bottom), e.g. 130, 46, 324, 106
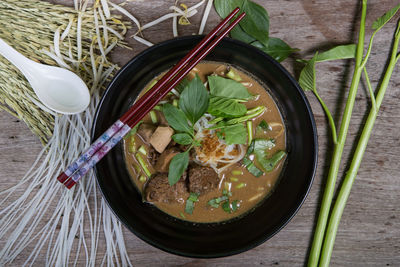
57, 8, 245, 189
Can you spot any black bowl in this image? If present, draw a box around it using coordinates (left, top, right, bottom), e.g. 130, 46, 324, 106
92, 36, 318, 258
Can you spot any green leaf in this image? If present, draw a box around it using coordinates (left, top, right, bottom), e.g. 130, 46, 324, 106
256, 120, 271, 132
315, 44, 356, 62
252, 38, 298, 62
299, 52, 318, 93
179, 74, 209, 124
214, 0, 269, 45
231, 200, 239, 211
185, 192, 199, 214
162, 103, 192, 134
172, 133, 193, 145
168, 151, 189, 186
240, 0, 269, 46
221, 124, 247, 145
230, 24, 256, 43
208, 75, 252, 100
372, 3, 400, 30
175, 77, 190, 93
253, 139, 286, 172
214, 0, 243, 18
208, 96, 247, 118
222, 201, 231, 213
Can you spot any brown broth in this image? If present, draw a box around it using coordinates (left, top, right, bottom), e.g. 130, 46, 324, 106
123, 62, 286, 223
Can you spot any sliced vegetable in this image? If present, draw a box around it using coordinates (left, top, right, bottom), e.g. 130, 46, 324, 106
128, 137, 136, 153
136, 153, 151, 177
139, 175, 146, 183
247, 120, 253, 144
231, 170, 243, 176
236, 182, 246, 189
138, 145, 147, 155
226, 68, 242, 82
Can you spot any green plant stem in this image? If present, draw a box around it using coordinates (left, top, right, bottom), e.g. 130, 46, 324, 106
319, 20, 400, 267
307, 1, 368, 266
313, 90, 337, 144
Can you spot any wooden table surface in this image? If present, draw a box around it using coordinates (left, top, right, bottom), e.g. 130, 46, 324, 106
1, 0, 399, 266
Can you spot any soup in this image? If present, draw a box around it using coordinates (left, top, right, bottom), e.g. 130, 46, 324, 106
123, 62, 286, 223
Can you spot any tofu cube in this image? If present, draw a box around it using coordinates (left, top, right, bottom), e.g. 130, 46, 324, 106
149, 126, 174, 153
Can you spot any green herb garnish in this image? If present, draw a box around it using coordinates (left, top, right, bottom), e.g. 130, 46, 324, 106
172, 133, 193, 145
253, 139, 285, 172
163, 77, 209, 186
179, 74, 209, 124
185, 193, 199, 214
256, 120, 271, 132
208, 75, 253, 100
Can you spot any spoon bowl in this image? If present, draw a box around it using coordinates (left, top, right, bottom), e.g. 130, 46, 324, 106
0, 38, 90, 114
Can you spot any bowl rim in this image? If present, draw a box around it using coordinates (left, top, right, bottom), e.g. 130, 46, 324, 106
91, 35, 318, 258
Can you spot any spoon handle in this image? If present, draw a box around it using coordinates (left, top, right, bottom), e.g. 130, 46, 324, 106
0, 38, 34, 79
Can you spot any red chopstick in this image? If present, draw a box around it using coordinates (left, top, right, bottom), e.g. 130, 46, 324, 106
59, 8, 246, 189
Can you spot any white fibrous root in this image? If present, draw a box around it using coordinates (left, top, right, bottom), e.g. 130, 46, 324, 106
0, 0, 131, 266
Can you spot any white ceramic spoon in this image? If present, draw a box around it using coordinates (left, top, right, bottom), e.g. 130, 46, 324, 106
0, 38, 90, 114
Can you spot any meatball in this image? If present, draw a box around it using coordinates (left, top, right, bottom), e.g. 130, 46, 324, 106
144, 172, 187, 203
188, 165, 219, 195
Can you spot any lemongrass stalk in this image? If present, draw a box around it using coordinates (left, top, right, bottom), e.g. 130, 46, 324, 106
307, 1, 368, 265
319, 20, 400, 267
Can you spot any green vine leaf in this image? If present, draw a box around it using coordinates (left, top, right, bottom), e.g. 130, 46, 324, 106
299, 52, 318, 93
315, 44, 356, 62
372, 3, 400, 30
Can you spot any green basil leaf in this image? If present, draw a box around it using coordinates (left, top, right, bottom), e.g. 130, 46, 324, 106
179, 74, 209, 124
223, 124, 247, 145
162, 103, 192, 134
372, 3, 400, 30
240, 0, 269, 46
208, 96, 247, 118
222, 201, 231, 213
214, 0, 244, 18
252, 38, 298, 62
231, 200, 239, 212
256, 120, 271, 132
172, 133, 193, 145
175, 77, 190, 93
168, 151, 189, 186
299, 52, 318, 93
253, 139, 286, 172
208, 76, 252, 100
230, 24, 256, 43
315, 44, 356, 62
214, 0, 269, 45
